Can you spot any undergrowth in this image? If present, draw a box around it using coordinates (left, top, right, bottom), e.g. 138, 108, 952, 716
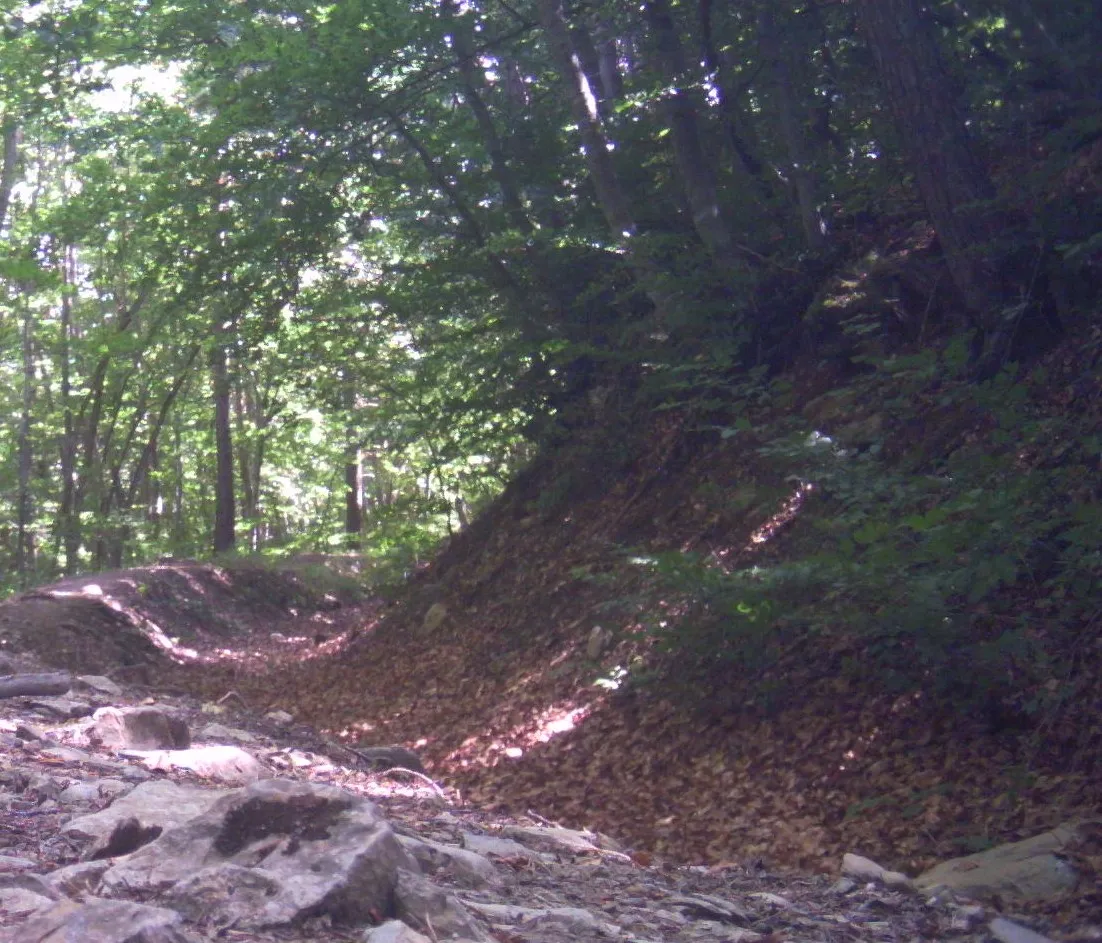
624, 334, 1101, 730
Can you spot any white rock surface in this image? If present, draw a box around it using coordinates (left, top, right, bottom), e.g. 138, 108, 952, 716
102, 779, 419, 930
64, 780, 228, 857
363, 920, 433, 943
120, 744, 269, 784
4, 897, 196, 943
915, 823, 1087, 902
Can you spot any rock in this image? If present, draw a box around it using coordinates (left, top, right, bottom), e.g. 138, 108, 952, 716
64, 780, 228, 858
586, 625, 613, 660
667, 894, 752, 924
364, 921, 434, 943
44, 859, 113, 897
265, 709, 294, 727
39, 744, 95, 764
841, 853, 914, 890
120, 745, 269, 784
0, 873, 59, 913
500, 825, 611, 856
398, 836, 500, 888
394, 869, 489, 942
829, 877, 857, 895
74, 675, 124, 698
914, 822, 1087, 902
14, 721, 46, 741
0, 853, 36, 871
421, 602, 447, 635
0, 884, 54, 916
197, 723, 257, 744
102, 779, 419, 930
989, 917, 1057, 943
5, 897, 195, 943
25, 695, 93, 718
40, 745, 125, 775
464, 901, 619, 935
355, 745, 426, 773
86, 706, 191, 751
461, 832, 545, 860
59, 779, 128, 803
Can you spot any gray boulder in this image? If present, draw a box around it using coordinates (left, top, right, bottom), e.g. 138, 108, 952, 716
86, 706, 190, 750
64, 780, 228, 859
915, 822, 1089, 902
102, 778, 419, 930
4, 898, 196, 943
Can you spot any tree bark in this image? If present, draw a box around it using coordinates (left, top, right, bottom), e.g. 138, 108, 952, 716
644, 0, 746, 274
758, 6, 825, 251
211, 321, 236, 554
16, 302, 36, 583
854, 0, 999, 323
58, 247, 79, 573
0, 121, 21, 233
537, 0, 677, 329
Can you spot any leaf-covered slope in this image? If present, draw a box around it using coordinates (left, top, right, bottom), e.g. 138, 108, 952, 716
180, 326, 1101, 926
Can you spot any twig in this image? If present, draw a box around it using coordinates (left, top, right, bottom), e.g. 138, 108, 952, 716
525, 809, 561, 828
216, 690, 248, 709
377, 767, 450, 802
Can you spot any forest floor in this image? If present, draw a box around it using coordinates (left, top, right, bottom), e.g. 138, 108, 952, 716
3, 324, 1100, 933
3, 539, 1099, 935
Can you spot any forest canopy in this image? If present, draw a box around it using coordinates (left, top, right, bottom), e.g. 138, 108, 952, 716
1, 0, 1099, 591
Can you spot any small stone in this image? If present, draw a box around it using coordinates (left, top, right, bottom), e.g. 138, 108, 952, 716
86, 706, 191, 751
829, 877, 857, 894
26, 696, 93, 719
989, 917, 1057, 943
265, 709, 294, 727
586, 625, 613, 659
59, 781, 105, 803
0, 854, 36, 871
197, 723, 257, 744
364, 921, 433, 943
73, 676, 124, 698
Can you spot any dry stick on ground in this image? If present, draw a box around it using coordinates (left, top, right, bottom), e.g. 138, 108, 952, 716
216, 690, 248, 709
375, 767, 451, 802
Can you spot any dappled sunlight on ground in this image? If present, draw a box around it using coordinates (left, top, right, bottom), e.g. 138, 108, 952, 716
452, 697, 599, 767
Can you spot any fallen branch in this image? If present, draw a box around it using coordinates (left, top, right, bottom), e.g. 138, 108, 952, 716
216, 690, 248, 709
376, 766, 450, 801
0, 672, 72, 698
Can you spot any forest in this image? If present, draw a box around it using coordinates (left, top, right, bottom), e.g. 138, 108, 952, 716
0, 0, 1093, 579
1, 0, 1101, 923
2, 0, 1101, 731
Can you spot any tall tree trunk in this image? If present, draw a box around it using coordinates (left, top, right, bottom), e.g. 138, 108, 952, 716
443, 0, 532, 235
16, 303, 36, 584
643, 0, 746, 274
758, 6, 825, 251
594, 25, 624, 102
537, 0, 677, 329
211, 324, 236, 554
233, 380, 257, 550
698, 0, 773, 202
345, 448, 363, 548
58, 246, 79, 573
855, 0, 1020, 371
0, 121, 20, 233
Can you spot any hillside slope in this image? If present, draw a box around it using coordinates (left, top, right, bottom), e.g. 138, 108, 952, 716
177, 318, 1101, 919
